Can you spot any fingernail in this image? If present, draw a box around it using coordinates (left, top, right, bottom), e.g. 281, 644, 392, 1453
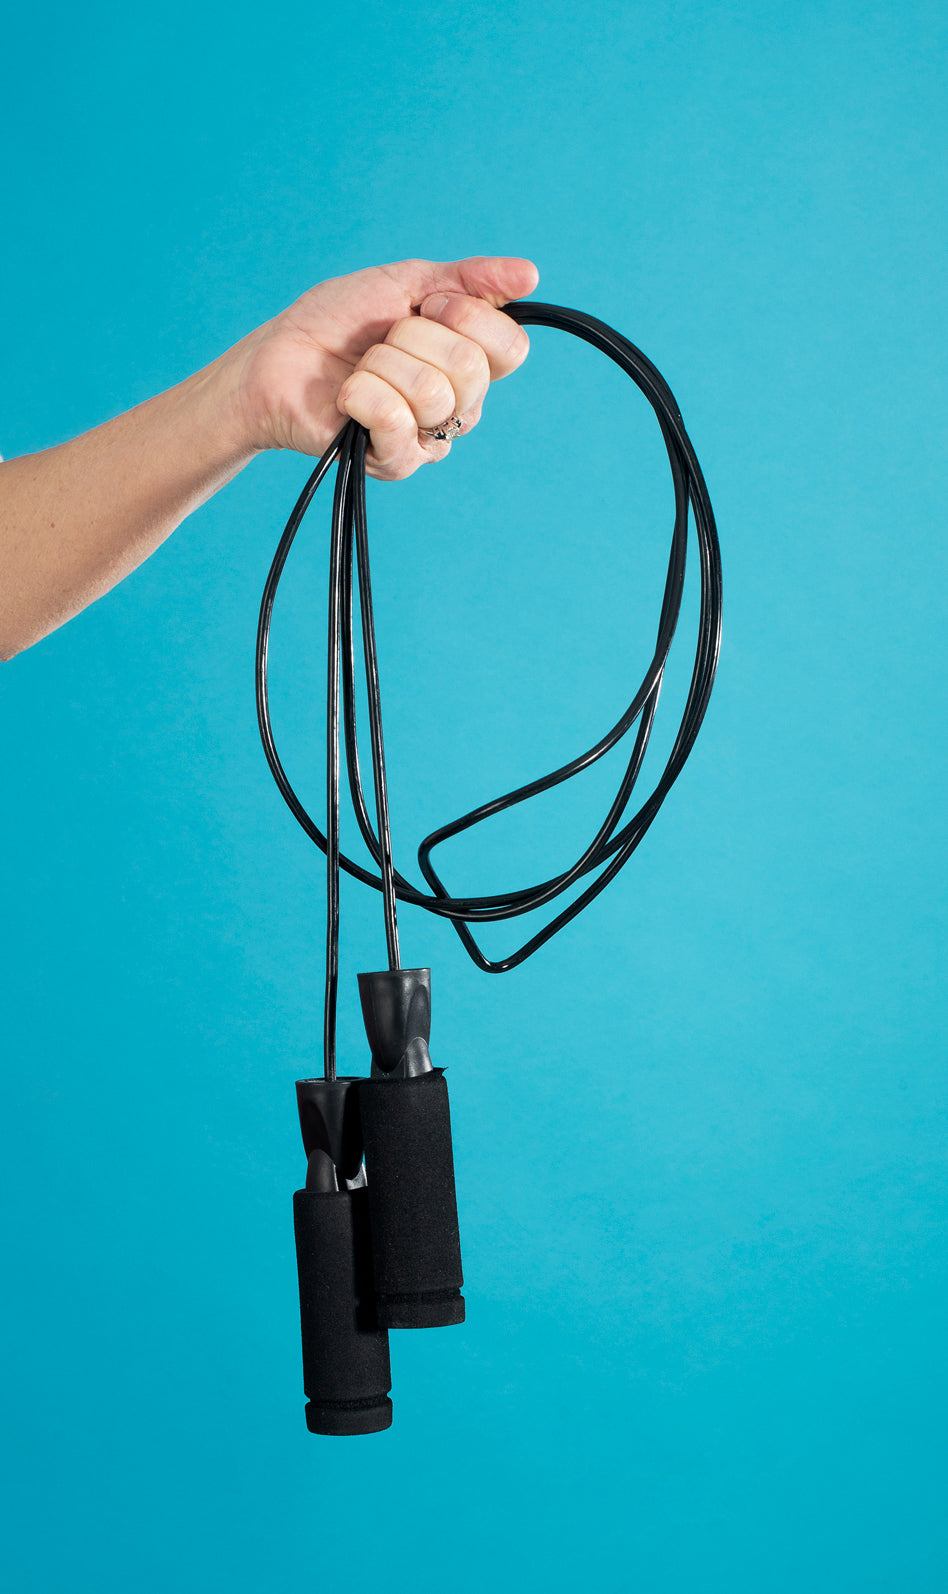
422, 294, 450, 320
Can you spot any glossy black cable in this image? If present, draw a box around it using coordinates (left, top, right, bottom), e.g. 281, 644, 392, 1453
322, 430, 350, 1081
351, 427, 400, 971
255, 302, 722, 1056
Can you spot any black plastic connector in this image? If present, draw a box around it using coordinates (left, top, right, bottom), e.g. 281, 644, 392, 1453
293, 1077, 392, 1435
357, 969, 465, 1329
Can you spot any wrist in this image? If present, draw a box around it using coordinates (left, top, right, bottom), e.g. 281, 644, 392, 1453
180, 336, 267, 470
206, 319, 297, 457
212, 314, 346, 458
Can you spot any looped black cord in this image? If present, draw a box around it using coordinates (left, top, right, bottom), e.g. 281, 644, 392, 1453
255, 301, 722, 1076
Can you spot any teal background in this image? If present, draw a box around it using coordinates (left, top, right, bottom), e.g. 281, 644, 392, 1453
2, 2, 946, 1590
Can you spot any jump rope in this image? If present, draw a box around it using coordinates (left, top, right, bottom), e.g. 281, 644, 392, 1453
256, 300, 722, 1435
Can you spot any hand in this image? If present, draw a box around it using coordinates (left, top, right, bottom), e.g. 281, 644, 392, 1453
0, 254, 537, 655
230, 255, 539, 480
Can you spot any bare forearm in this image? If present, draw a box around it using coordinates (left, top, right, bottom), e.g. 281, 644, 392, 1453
0, 351, 255, 659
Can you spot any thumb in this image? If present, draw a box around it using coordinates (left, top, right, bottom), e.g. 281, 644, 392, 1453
444, 254, 540, 307
383, 255, 539, 309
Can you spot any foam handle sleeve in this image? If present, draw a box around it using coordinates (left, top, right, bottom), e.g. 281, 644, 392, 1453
293, 1185, 393, 1434
359, 1070, 465, 1328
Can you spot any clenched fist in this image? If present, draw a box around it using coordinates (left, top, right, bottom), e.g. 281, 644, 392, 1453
230, 255, 538, 478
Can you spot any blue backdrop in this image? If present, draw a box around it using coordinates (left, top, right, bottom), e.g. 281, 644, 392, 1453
2, 3, 945, 1590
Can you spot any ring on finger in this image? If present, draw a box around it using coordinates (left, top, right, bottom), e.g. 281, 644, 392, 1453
421, 414, 463, 442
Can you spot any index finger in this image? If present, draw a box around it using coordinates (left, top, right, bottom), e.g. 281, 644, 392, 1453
415, 293, 531, 382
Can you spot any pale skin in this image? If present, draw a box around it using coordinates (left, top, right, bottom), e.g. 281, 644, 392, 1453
0, 254, 539, 661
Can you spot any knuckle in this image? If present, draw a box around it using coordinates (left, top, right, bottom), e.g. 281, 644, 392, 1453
456, 340, 489, 383
448, 296, 482, 335
417, 370, 454, 413
359, 343, 388, 372
377, 393, 409, 432
354, 380, 409, 435
506, 324, 530, 366
341, 369, 371, 404
385, 317, 415, 346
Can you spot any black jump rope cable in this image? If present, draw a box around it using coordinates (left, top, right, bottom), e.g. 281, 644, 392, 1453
255, 300, 722, 1435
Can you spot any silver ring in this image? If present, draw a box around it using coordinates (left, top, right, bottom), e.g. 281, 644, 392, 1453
421, 414, 463, 442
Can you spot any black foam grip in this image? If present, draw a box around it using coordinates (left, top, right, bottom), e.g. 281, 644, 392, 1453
359, 1070, 465, 1329
293, 1185, 393, 1434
